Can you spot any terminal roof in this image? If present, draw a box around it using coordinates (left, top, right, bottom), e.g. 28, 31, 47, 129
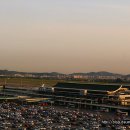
54, 82, 122, 92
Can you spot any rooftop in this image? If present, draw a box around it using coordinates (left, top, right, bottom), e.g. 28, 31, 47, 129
54, 82, 125, 92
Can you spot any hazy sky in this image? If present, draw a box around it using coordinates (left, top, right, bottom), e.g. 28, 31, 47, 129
0, 0, 130, 74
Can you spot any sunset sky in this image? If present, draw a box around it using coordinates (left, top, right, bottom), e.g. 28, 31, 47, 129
0, 0, 130, 74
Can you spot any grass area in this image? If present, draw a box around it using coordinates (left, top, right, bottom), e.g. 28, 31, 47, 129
0, 78, 64, 87
0, 78, 127, 88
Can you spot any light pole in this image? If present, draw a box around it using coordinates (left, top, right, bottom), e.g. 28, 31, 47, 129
4, 78, 10, 98
20, 78, 23, 88
4, 78, 7, 86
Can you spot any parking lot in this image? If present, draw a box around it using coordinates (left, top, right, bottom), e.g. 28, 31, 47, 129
0, 102, 130, 130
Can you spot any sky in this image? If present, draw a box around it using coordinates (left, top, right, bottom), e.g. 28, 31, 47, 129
0, 0, 130, 74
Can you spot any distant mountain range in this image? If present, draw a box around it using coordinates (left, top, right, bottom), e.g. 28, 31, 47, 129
0, 70, 65, 77
71, 71, 122, 76
0, 70, 129, 77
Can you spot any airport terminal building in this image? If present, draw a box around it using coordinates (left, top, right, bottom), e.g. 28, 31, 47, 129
39, 82, 130, 112
1, 82, 130, 112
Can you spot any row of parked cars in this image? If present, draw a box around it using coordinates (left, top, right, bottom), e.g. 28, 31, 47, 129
0, 101, 129, 130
